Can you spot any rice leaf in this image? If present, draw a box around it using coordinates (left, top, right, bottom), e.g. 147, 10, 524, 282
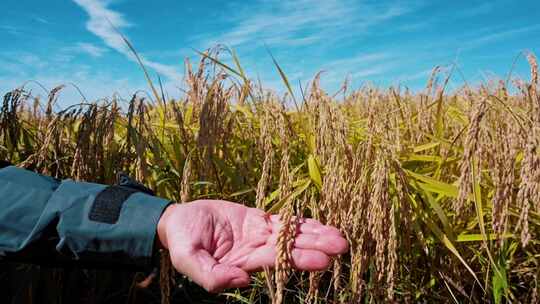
307, 154, 322, 190
405, 170, 459, 198
265, 46, 299, 111
267, 179, 311, 213
413, 142, 440, 153
408, 193, 484, 290
456, 233, 514, 242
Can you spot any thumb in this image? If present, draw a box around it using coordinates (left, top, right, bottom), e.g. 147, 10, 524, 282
170, 247, 251, 293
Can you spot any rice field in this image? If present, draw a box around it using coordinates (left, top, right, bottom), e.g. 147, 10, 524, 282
1, 51, 539, 303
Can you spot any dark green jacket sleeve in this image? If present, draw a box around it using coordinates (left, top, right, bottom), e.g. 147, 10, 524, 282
0, 164, 171, 271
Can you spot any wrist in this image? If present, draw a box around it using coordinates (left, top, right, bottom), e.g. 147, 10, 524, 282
157, 203, 177, 250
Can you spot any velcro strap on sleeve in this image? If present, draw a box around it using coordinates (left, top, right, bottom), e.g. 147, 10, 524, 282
88, 186, 139, 224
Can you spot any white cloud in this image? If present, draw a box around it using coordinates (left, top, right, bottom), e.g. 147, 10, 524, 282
33, 17, 50, 24
0, 47, 186, 106
397, 20, 431, 32
0, 51, 48, 70
0, 64, 146, 107
312, 52, 395, 86
187, 0, 423, 94
17, 53, 43, 66
261, 51, 397, 94
394, 68, 433, 85
198, 0, 416, 49
0, 25, 21, 36
72, 0, 183, 82
72, 0, 131, 51
465, 25, 540, 50
324, 53, 390, 70
455, 2, 500, 19
351, 65, 391, 78
74, 42, 108, 57
0, 58, 28, 77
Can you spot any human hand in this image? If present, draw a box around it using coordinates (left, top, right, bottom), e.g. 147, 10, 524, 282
156, 199, 348, 293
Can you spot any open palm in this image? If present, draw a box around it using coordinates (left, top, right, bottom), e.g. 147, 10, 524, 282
157, 199, 348, 293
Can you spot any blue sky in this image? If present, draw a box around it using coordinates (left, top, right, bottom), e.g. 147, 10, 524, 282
1, 0, 539, 103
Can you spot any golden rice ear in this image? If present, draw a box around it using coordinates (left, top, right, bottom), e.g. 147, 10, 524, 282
527, 53, 538, 96
255, 106, 275, 210
273, 109, 295, 304
456, 98, 487, 216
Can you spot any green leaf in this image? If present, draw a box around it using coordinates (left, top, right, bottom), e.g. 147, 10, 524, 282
492, 255, 509, 304
471, 158, 486, 238
184, 105, 193, 126
229, 47, 247, 80
456, 233, 514, 242
222, 292, 253, 304
447, 105, 468, 125
307, 132, 316, 154
267, 179, 311, 213
264, 188, 281, 207
193, 181, 215, 186
195, 49, 243, 78
405, 170, 459, 198
235, 105, 253, 119
404, 154, 443, 163
471, 157, 504, 294
307, 154, 322, 190
263, 178, 308, 207
110, 22, 161, 105
407, 193, 483, 291
266, 47, 299, 111
229, 188, 255, 197
429, 217, 483, 291
413, 142, 440, 153
424, 188, 455, 240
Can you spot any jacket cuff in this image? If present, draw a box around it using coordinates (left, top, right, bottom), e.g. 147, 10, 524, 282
47, 180, 171, 270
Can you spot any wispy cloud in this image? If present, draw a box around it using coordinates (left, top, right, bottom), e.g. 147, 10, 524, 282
33, 16, 50, 24
0, 25, 22, 36
0, 50, 134, 102
18, 53, 46, 67
189, 0, 422, 93
351, 65, 391, 78
464, 24, 540, 50
0, 57, 28, 77
323, 53, 390, 70
469, 25, 540, 47
0, 51, 48, 70
310, 52, 392, 84
73, 0, 182, 81
198, 0, 417, 49
73, 42, 108, 57
455, 1, 503, 19
397, 20, 431, 32
396, 68, 432, 83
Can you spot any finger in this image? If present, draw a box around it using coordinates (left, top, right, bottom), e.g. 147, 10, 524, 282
265, 231, 348, 254
292, 248, 331, 271
293, 233, 349, 255
170, 247, 251, 293
240, 246, 331, 272
270, 215, 342, 236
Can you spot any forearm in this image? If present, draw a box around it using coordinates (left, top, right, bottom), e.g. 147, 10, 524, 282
0, 164, 171, 271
